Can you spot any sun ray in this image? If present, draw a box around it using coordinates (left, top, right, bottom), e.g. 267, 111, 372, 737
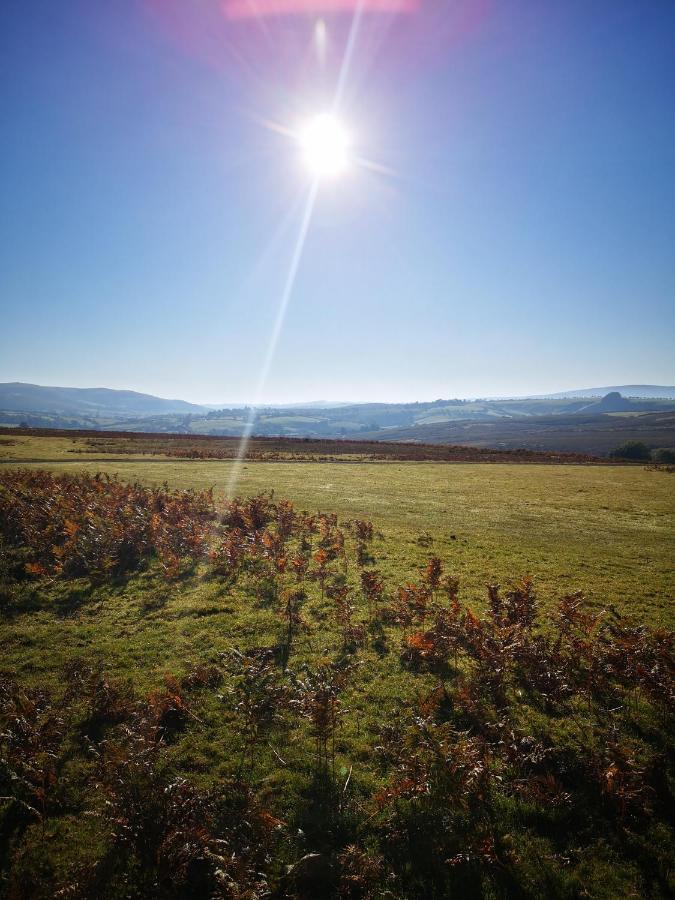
332, 0, 366, 115
227, 178, 320, 496
227, 0, 371, 497
233, 0, 276, 45
354, 154, 399, 178
243, 110, 299, 140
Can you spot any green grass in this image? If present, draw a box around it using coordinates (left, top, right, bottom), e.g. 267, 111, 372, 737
3, 455, 672, 701
1, 451, 673, 898
3, 452, 672, 624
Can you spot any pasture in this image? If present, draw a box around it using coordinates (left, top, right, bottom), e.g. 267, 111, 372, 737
1, 433, 672, 622
0, 435, 673, 898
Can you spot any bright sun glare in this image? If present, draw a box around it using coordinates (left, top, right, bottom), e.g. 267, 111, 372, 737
299, 113, 350, 178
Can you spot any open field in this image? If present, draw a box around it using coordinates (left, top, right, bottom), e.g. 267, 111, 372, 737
1, 435, 672, 619
1, 447, 673, 898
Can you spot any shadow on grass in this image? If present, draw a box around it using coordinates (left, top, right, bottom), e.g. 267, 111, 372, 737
54, 583, 97, 616
368, 619, 389, 657
1, 577, 100, 618
291, 769, 360, 860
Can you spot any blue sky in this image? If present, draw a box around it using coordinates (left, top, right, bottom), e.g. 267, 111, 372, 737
1, 0, 674, 404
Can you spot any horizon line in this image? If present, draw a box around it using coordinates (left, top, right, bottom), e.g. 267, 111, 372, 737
3, 378, 675, 409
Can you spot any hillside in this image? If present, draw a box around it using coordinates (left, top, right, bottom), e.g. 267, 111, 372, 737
87, 395, 675, 439
1, 385, 674, 457
354, 411, 675, 457
0, 382, 206, 418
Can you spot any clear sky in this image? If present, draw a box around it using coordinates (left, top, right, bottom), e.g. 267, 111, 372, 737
1, 0, 674, 404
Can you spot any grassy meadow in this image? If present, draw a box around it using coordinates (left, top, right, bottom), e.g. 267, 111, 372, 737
1, 433, 672, 622
0, 434, 673, 898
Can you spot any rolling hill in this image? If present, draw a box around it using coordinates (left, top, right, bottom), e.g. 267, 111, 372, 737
1, 383, 674, 456
0, 382, 207, 418
354, 411, 675, 457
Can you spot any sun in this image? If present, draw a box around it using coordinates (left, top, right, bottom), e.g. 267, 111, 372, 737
299, 113, 350, 178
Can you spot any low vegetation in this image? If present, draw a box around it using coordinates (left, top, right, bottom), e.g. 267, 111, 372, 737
0, 428, 617, 464
0, 469, 215, 581
1, 471, 673, 898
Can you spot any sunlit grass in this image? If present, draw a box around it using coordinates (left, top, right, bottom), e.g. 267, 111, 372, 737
2, 439, 672, 622
1, 461, 673, 897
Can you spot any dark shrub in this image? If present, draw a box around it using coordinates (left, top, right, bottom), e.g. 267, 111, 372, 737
608, 441, 651, 460
652, 447, 675, 463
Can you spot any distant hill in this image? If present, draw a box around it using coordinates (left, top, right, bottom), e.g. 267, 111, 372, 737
537, 385, 675, 400
1, 383, 674, 456
0, 383, 207, 418
576, 391, 634, 413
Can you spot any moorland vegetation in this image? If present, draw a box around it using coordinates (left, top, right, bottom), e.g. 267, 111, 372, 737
1, 470, 673, 898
